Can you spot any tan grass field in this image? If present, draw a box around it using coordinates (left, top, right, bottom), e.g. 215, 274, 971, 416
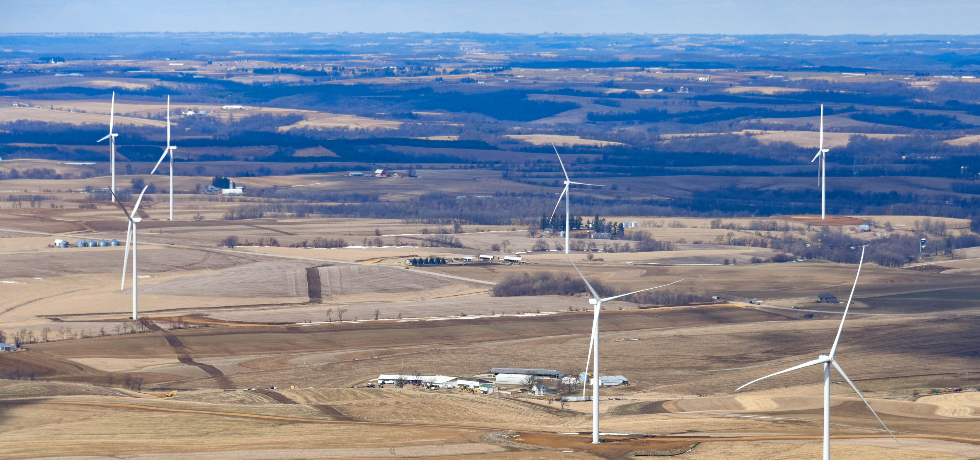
505, 134, 624, 147
725, 86, 809, 95
0, 106, 166, 127
662, 130, 905, 149
278, 113, 402, 131
945, 134, 980, 146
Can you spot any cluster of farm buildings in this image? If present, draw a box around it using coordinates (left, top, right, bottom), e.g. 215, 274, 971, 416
369, 367, 629, 398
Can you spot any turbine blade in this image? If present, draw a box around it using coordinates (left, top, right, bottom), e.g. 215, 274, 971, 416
552, 143, 569, 181
819, 104, 824, 152
831, 360, 901, 445
736, 356, 830, 392
568, 181, 605, 187
121, 220, 132, 290
109, 91, 115, 134
811, 151, 822, 163
601, 279, 684, 302
830, 245, 866, 358
150, 149, 169, 175
108, 189, 136, 223
166, 96, 171, 147
97, 134, 111, 143
549, 234, 601, 300
131, 185, 149, 217
550, 186, 568, 221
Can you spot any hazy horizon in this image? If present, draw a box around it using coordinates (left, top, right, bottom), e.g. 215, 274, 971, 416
3, 0, 980, 35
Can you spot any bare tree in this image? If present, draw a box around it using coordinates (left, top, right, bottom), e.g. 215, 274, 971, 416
522, 374, 537, 393
500, 240, 511, 253
337, 308, 348, 322
221, 235, 239, 248
325, 308, 333, 322
0, 329, 5, 343
40, 328, 50, 342
374, 308, 380, 321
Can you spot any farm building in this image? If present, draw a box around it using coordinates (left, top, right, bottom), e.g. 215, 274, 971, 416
579, 372, 630, 386
479, 254, 494, 261
0, 343, 16, 352
531, 383, 557, 396
491, 368, 563, 379
374, 374, 455, 386
818, 293, 839, 303
348, 172, 364, 176
440, 378, 492, 389
374, 169, 388, 177
495, 373, 537, 384
502, 256, 524, 264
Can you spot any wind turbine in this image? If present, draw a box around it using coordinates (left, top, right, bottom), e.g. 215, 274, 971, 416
151, 96, 176, 220
550, 144, 603, 254
110, 186, 149, 320
556, 243, 682, 444
97, 92, 118, 202
811, 104, 830, 220
736, 246, 900, 459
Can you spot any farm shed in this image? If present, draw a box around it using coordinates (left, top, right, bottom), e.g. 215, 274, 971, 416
440, 378, 492, 389
495, 373, 536, 384
375, 374, 455, 386
0, 343, 16, 352
491, 368, 564, 378
579, 372, 630, 386
531, 383, 557, 396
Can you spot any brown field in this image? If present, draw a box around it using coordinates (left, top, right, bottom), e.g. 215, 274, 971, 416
3, 171, 980, 458
662, 130, 905, 149
278, 113, 402, 131
945, 134, 980, 146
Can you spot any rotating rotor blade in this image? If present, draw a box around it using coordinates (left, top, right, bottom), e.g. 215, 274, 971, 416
552, 143, 569, 181
736, 356, 830, 392
601, 279, 684, 303
150, 149, 169, 175
811, 150, 822, 163
130, 186, 149, 217
829, 245, 866, 359
121, 220, 132, 290
583, 316, 597, 394
831, 360, 901, 444
97, 134, 111, 143
550, 186, 568, 221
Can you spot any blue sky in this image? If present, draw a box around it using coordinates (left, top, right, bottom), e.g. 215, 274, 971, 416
3, 0, 979, 35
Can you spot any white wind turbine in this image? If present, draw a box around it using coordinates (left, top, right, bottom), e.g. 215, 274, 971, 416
97, 92, 118, 202
556, 245, 682, 444
550, 144, 603, 254
811, 104, 830, 220
736, 246, 900, 459
111, 186, 149, 320
150, 96, 176, 220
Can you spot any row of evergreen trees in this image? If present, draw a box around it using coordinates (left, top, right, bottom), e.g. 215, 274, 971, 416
409, 257, 447, 266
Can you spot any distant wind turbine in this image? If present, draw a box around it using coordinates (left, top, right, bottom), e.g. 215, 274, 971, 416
97, 92, 118, 202
151, 96, 176, 220
736, 245, 900, 459
555, 242, 682, 444
550, 144, 603, 254
111, 186, 149, 320
811, 104, 830, 220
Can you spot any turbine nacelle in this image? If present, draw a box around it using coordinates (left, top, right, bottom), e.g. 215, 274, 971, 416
589, 298, 598, 305
132, 217, 142, 223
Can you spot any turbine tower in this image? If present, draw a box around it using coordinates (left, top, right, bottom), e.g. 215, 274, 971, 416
97, 92, 118, 202
151, 96, 176, 220
111, 186, 149, 320
811, 104, 829, 220
557, 244, 681, 443
550, 144, 603, 254
736, 246, 900, 459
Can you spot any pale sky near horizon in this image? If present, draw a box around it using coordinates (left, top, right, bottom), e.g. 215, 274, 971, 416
2, 0, 979, 35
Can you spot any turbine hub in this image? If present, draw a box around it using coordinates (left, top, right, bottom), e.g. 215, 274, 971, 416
589, 298, 598, 305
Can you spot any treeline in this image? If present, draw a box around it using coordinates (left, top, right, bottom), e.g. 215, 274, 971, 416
491, 272, 709, 306
851, 110, 974, 130
588, 106, 853, 124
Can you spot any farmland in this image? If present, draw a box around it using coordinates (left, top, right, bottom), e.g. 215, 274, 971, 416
3, 31, 980, 459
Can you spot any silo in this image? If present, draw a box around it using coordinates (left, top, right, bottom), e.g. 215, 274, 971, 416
98, 239, 109, 247
57, 241, 68, 249
88, 239, 98, 247
76, 240, 88, 248
109, 239, 120, 246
